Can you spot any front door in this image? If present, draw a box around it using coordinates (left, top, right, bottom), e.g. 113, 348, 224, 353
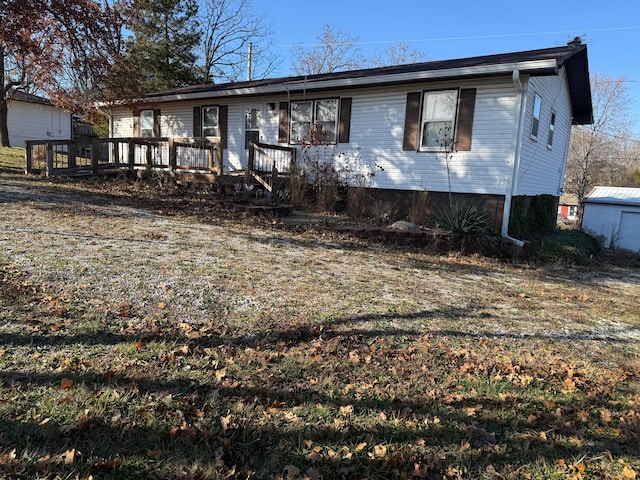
242, 104, 264, 167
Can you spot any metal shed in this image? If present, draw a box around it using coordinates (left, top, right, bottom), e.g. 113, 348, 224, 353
581, 186, 640, 252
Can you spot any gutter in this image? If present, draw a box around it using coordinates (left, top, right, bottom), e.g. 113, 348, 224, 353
501, 69, 527, 247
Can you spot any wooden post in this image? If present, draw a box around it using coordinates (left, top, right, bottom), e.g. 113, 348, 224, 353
207, 144, 214, 172
46, 143, 54, 176
91, 138, 99, 175
215, 139, 222, 176
271, 160, 278, 193
146, 142, 152, 169
168, 138, 176, 173
25, 141, 33, 174
113, 140, 120, 167
128, 139, 135, 171
68, 141, 77, 170
245, 141, 254, 184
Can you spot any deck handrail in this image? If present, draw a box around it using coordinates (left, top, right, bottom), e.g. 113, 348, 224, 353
245, 141, 296, 192
25, 137, 222, 177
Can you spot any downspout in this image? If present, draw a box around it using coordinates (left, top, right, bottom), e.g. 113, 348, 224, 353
502, 69, 526, 247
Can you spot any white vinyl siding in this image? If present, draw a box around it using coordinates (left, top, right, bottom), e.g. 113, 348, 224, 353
109, 75, 572, 198
7, 100, 71, 147
617, 211, 640, 251
345, 82, 517, 193
516, 70, 573, 196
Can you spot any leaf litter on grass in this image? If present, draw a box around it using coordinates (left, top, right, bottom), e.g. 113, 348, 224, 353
0, 175, 639, 479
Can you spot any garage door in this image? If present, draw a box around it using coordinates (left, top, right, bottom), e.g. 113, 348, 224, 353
616, 211, 640, 252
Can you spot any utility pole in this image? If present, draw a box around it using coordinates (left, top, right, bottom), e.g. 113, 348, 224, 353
247, 42, 253, 81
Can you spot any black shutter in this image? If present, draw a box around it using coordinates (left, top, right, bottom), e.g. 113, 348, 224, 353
193, 106, 202, 137
402, 92, 421, 151
218, 105, 228, 149
338, 97, 352, 144
153, 109, 161, 137
454, 88, 476, 151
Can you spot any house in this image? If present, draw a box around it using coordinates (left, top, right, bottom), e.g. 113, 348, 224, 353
107, 44, 593, 239
581, 186, 640, 252
6, 91, 72, 147
558, 194, 579, 224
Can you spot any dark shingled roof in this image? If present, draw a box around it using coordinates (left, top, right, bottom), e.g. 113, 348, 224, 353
8, 90, 53, 106
145, 45, 593, 124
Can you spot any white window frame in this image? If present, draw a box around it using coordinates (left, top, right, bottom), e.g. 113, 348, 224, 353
531, 94, 542, 140
419, 89, 458, 151
290, 98, 338, 144
202, 106, 219, 137
547, 110, 556, 148
140, 109, 155, 138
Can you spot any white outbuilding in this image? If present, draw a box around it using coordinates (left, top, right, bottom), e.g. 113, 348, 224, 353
581, 186, 640, 252
7, 91, 72, 148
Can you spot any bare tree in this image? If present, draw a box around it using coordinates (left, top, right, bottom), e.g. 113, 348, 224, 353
370, 41, 428, 67
564, 73, 638, 213
199, 0, 279, 82
291, 24, 365, 76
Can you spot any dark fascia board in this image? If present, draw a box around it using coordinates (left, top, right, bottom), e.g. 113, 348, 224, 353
136, 45, 593, 125
557, 45, 593, 125
8, 90, 53, 106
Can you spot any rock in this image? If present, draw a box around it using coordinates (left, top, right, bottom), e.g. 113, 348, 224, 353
389, 220, 421, 230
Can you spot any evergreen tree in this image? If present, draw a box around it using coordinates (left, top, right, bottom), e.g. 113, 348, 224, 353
129, 0, 202, 91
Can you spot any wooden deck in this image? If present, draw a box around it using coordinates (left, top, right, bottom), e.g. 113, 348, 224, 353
24, 138, 296, 192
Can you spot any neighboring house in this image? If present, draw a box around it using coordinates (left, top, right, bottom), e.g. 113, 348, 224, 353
558, 194, 579, 223
581, 186, 640, 252
6, 91, 72, 147
108, 44, 592, 239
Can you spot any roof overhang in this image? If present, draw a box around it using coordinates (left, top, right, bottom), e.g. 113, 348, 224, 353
559, 45, 593, 124
141, 59, 559, 105
104, 45, 593, 125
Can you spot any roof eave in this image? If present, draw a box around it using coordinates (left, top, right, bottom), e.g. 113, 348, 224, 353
137, 59, 560, 105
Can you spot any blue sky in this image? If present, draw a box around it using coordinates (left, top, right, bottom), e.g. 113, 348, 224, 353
252, 0, 640, 136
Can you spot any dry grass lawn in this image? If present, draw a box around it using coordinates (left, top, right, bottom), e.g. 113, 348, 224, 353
1, 166, 639, 479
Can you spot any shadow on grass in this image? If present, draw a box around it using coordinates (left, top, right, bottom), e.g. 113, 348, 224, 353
1, 361, 638, 479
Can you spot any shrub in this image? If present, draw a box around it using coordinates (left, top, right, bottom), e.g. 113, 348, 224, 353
531, 230, 602, 264
434, 199, 495, 235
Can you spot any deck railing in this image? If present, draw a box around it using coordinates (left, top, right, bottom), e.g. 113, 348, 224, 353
245, 141, 296, 191
25, 137, 222, 177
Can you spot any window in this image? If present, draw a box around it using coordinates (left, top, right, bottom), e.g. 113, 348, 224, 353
531, 94, 542, 139
290, 99, 338, 143
202, 106, 219, 137
245, 107, 262, 149
420, 90, 457, 150
547, 110, 556, 148
140, 110, 155, 138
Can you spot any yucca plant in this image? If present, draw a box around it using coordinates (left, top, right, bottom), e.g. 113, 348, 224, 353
434, 199, 494, 235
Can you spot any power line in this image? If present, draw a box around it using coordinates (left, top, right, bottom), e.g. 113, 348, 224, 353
281, 25, 640, 48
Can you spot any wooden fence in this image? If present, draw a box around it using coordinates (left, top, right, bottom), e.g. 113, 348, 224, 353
25, 137, 222, 178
